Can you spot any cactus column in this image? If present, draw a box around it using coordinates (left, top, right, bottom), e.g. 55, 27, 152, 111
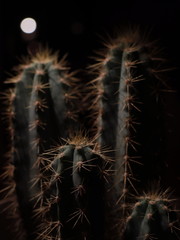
0, 50, 80, 239
34, 136, 109, 240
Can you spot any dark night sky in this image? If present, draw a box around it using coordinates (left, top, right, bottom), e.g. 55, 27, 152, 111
0, 0, 180, 73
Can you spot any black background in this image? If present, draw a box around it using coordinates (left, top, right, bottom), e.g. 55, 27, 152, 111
0, 0, 180, 73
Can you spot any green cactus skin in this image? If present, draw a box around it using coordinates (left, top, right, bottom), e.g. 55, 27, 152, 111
87, 30, 168, 209
125, 193, 179, 240
33, 136, 110, 240
0, 50, 80, 239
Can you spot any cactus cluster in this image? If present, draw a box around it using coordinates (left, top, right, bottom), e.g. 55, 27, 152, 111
0, 29, 179, 240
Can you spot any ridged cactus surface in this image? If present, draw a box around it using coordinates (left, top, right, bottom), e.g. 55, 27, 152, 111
85, 30, 168, 212
32, 136, 110, 240
125, 191, 179, 240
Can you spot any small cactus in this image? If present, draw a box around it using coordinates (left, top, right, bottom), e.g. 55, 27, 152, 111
125, 190, 179, 240
33, 135, 111, 240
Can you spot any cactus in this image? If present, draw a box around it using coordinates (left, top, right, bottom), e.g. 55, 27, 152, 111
125, 190, 179, 240
33, 135, 111, 240
0, 29, 179, 240
86, 29, 169, 209
0, 50, 81, 239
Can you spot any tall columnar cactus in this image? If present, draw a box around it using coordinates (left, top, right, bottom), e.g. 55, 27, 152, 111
0, 50, 82, 239
82, 29, 179, 239
0, 29, 179, 240
86, 30, 168, 207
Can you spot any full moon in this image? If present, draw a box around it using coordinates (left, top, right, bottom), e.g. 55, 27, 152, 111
20, 18, 37, 34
